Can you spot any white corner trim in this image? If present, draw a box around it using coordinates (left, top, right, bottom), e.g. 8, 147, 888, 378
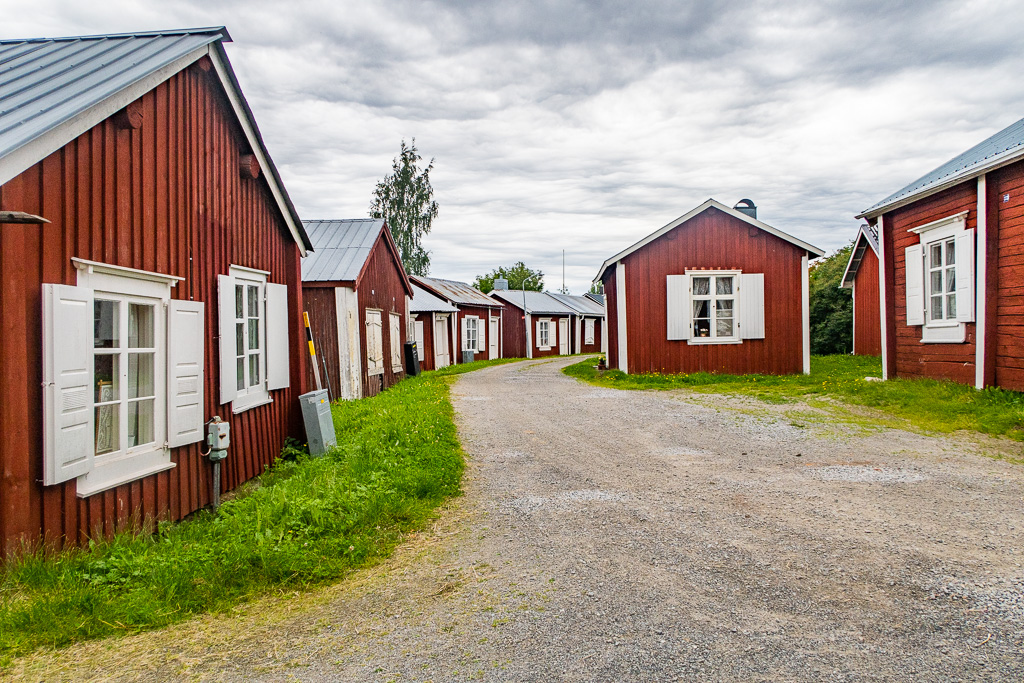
72, 257, 183, 286
975, 175, 987, 389
0, 46, 210, 188
616, 261, 628, 372
801, 253, 810, 374
908, 211, 969, 235
877, 217, 889, 380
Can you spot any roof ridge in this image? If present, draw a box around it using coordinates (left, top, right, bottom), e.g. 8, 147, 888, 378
0, 27, 230, 45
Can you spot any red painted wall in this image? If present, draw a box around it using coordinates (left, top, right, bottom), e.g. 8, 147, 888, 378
609, 207, 805, 375
356, 236, 408, 396
455, 304, 501, 362
498, 302, 528, 358
853, 247, 882, 356
604, 270, 619, 368
0, 60, 307, 553
411, 313, 437, 371
530, 314, 571, 357
301, 286, 341, 397
578, 317, 603, 354
992, 162, 1024, 390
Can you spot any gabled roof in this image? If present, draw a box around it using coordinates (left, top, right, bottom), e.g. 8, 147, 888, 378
0, 27, 311, 253
584, 292, 605, 306
548, 292, 605, 316
859, 116, 1024, 219
489, 289, 577, 315
411, 275, 501, 308
594, 198, 825, 283
840, 224, 880, 289
301, 218, 413, 296
410, 284, 458, 313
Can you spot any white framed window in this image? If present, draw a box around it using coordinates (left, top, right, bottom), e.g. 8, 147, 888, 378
585, 318, 595, 345
537, 319, 551, 349
905, 212, 974, 343
390, 312, 404, 372
462, 316, 479, 353
666, 271, 763, 343
689, 272, 738, 343
42, 259, 205, 496
218, 266, 290, 411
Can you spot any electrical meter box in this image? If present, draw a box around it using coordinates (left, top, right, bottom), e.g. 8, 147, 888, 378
207, 417, 230, 462
298, 389, 336, 457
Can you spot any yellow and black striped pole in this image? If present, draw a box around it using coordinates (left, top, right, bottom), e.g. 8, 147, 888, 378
303, 311, 323, 391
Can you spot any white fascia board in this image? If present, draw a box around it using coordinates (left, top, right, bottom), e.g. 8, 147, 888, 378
207, 47, 307, 257
0, 46, 209, 188
595, 198, 824, 282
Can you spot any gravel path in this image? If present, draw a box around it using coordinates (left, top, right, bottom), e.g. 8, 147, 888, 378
12, 357, 1024, 681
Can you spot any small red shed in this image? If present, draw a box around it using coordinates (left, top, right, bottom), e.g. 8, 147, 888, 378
595, 199, 824, 376
410, 283, 458, 371
488, 288, 576, 358
549, 292, 607, 355
301, 219, 413, 399
857, 115, 1024, 390
840, 224, 882, 356
411, 276, 504, 363
0, 28, 312, 554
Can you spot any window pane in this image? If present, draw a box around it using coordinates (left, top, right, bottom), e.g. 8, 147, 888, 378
94, 354, 119, 402
94, 300, 119, 349
930, 296, 942, 321
717, 318, 734, 337
716, 277, 733, 295
692, 300, 709, 318
128, 399, 154, 448
237, 357, 246, 391
930, 271, 942, 296
248, 285, 259, 318
128, 303, 155, 348
95, 405, 119, 455
947, 293, 957, 318
930, 244, 942, 268
716, 300, 733, 316
692, 277, 710, 296
128, 352, 154, 399
248, 319, 259, 350
235, 285, 244, 319
694, 318, 710, 337
249, 353, 260, 386
236, 322, 245, 356
946, 239, 955, 265
946, 267, 955, 293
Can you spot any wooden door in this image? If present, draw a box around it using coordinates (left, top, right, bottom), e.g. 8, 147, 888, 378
488, 318, 499, 359
558, 318, 569, 355
434, 315, 450, 368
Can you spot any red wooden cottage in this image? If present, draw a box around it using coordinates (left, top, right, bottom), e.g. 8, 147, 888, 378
595, 199, 824, 376
549, 292, 606, 355
857, 115, 1024, 390
301, 219, 413, 399
489, 288, 576, 358
411, 276, 504, 363
0, 28, 313, 554
840, 224, 882, 356
410, 283, 458, 371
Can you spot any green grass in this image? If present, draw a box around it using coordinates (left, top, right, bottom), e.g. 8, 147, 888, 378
565, 354, 1024, 441
0, 360, 513, 663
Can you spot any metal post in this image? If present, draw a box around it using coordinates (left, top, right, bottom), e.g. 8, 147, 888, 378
303, 311, 323, 391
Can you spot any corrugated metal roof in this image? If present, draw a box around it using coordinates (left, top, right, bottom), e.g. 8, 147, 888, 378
584, 292, 605, 306
489, 289, 577, 315
411, 275, 501, 308
548, 292, 605, 316
860, 117, 1024, 218
301, 219, 383, 282
410, 284, 457, 313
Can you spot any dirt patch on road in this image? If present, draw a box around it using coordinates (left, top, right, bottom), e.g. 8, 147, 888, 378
10, 358, 1024, 681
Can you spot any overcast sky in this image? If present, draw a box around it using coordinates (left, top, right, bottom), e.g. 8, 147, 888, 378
5, 0, 1024, 293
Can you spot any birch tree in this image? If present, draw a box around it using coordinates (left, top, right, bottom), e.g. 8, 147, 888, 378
369, 139, 438, 276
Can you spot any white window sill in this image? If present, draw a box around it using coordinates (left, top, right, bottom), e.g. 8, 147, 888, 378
391, 365, 404, 373
232, 395, 273, 414
920, 323, 965, 344
687, 338, 742, 345
538, 346, 551, 351
77, 457, 176, 498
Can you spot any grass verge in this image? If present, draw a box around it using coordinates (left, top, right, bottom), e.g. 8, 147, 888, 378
565, 354, 1024, 441
0, 358, 516, 664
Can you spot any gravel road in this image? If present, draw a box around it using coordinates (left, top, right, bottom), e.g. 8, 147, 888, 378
14, 357, 1024, 681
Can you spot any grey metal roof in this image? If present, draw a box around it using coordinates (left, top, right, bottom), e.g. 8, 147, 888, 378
584, 292, 605, 306
301, 219, 383, 282
410, 284, 457, 313
548, 292, 605, 316
859, 116, 1024, 218
411, 275, 501, 308
840, 224, 880, 289
0, 27, 312, 252
489, 289, 577, 315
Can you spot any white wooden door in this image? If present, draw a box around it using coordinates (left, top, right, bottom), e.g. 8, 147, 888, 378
414, 320, 425, 361
434, 315, 450, 368
488, 318, 499, 359
558, 318, 569, 355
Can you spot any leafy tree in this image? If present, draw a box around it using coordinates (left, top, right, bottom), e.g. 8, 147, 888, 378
588, 281, 603, 295
369, 139, 438, 276
473, 262, 544, 294
809, 243, 854, 355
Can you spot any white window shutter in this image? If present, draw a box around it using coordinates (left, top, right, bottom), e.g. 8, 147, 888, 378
265, 283, 290, 390
955, 228, 975, 323
42, 283, 95, 485
905, 244, 925, 326
666, 275, 690, 340
739, 273, 765, 340
461, 317, 469, 352
167, 300, 205, 447
366, 311, 384, 374
217, 274, 237, 404
390, 312, 402, 369
477, 319, 486, 352
535, 320, 542, 345
415, 320, 425, 361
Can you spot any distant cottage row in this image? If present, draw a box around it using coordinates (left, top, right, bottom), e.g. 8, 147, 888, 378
1, 27, 1022, 554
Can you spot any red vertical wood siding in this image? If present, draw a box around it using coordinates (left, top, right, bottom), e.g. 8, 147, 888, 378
885, 183, 977, 384
993, 161, 1024, 390
579, 317, 603, 354
616, 207, 804, 375
853, 247, 882, 356
411, 313, 436, 371
498, 302, 528, 358
0, 62, 306, 554
454, 304, 499, 362
530, 314, 570, 358
356, 235, 408, 395
603, 270, 619, 367
301, 286, 341, 398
